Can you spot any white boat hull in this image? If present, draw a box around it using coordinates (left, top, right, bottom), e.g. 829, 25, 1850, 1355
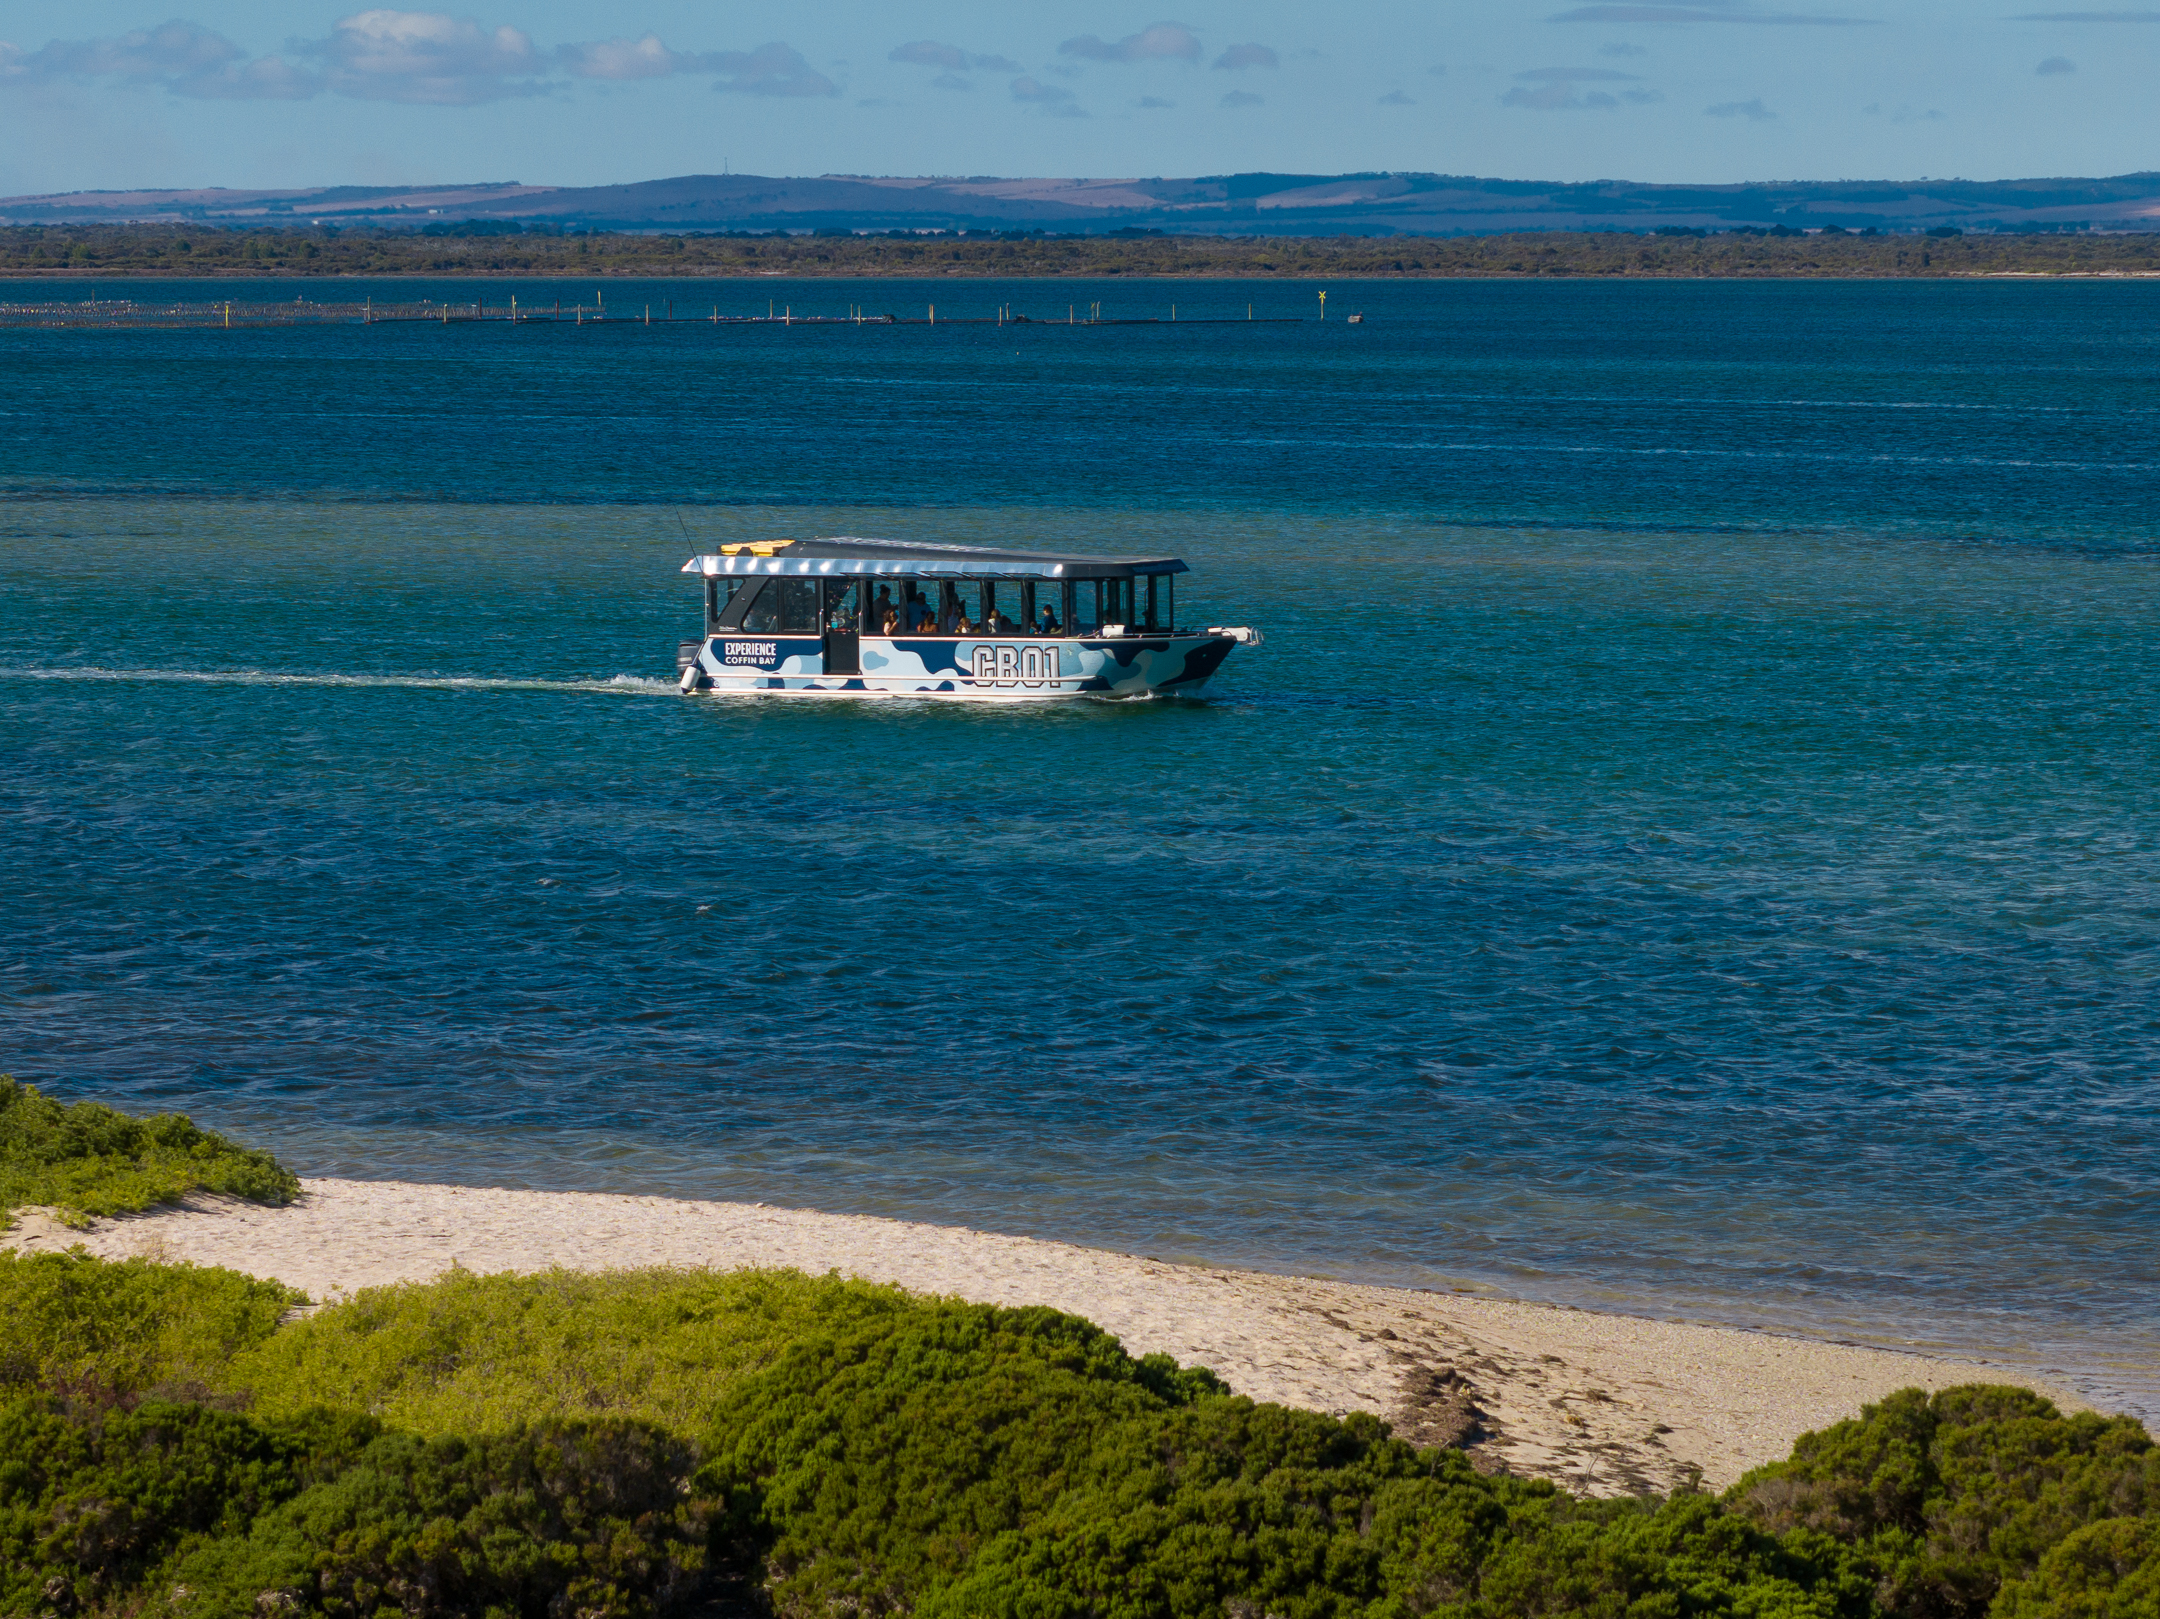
680, 632, 1244, 700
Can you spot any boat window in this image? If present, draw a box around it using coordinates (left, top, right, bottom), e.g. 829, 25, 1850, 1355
863, 581, 901, 635
1102, 578, 1134, 628
737, 580, 778, 632
1141, 575, 1161, 631
897, 582, 936, 633
936, 580, 988, 634
776, 580, 820, 634
822, 580, 860, 630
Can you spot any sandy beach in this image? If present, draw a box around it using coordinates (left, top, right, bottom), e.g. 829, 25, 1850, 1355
3, 1177, 2087, 1497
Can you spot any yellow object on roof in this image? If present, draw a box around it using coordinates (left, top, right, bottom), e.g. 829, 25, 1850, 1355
718, 540, 794, 557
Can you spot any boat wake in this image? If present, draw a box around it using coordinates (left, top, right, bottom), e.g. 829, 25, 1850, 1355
0, 666, 678, 697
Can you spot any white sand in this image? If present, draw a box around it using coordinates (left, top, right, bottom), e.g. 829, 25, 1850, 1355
3, 1178, 2087, 1496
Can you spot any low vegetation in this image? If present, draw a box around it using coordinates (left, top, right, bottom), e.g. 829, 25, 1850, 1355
0, 1077, 299, 1229
2, 223, 2158, 280
1, 1250, 2155, 1619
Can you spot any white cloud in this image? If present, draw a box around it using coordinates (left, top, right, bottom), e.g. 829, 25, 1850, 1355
1503, 70, 1654, 109
1504, 82, 1617, 106
2035, 54, 2077, 70
1219, 88, 1263, 106
1377, 88, 1415, 103
1706, 96, 1775, 116
1059, 23, 1203, 62
303, 10, 546, 104
0, 19, 320, 99
888, 41, 1021, 72
1212, 43, 1278, 69
1515, 65, 1644, 78
1549, 2, 1875, 22
0, 14, 843, 104
704, 42, 836, 97
1010, 74, 1086, 113
187, 53, 322, 98
558, 33, 680, 79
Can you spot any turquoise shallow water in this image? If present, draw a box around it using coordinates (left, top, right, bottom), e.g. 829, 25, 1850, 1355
2, 276, 2157, 1415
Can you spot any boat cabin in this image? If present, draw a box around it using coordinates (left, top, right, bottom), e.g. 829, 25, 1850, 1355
677, 536, 1255, 700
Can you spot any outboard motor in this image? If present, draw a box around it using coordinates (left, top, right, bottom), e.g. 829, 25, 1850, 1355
676, 639, 710, 693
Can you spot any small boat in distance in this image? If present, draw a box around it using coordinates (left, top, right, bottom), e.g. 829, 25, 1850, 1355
676, 536, 1261, 700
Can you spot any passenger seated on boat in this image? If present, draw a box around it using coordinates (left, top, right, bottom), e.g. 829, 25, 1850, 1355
1037, 604, 1061, 634
878, 606, 900, 635
987, 608, 1016, 633
902, 587, 933, 632
869, 585, 895, 628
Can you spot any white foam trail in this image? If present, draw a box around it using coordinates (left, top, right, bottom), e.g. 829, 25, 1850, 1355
0, 666, 679, 697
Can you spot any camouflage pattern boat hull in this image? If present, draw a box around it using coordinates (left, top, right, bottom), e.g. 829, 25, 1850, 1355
680, 633, 1238, 699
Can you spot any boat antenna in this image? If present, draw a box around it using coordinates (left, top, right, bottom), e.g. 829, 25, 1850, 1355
676, 511, 695, 549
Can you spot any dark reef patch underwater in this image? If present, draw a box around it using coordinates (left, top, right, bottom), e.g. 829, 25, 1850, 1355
2, 275, 2158, 1421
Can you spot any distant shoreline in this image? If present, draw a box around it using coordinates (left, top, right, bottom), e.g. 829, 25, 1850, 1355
4, 224, 2158, 282
8, 270, 2160, 282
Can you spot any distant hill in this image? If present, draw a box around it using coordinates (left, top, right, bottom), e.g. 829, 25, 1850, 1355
5, 171, 2158, 234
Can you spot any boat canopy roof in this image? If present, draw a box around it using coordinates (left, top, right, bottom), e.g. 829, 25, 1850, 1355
681, 536, 1188, 581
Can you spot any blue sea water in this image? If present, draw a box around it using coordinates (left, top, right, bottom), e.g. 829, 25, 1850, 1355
3, 275, 2157, 1416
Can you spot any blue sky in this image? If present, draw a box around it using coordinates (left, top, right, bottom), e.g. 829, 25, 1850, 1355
0, 1, 2154, 196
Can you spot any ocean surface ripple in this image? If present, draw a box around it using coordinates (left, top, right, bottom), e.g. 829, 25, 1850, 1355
2, 276, 2155, 1416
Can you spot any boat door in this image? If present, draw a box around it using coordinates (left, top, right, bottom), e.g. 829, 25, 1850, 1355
822, 581, 862, 675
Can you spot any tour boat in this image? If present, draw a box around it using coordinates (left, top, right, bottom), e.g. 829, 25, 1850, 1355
675, 537, 1260, 700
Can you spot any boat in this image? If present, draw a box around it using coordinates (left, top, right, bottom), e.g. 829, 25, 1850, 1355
675, 536, 1261, 700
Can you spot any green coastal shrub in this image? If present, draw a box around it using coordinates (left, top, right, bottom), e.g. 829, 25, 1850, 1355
0, 1251, 302, 1397
0, 1395, 369, 1618
151, 1419, 739, 1619
0, 1078, 299, 1228
228, 1266, 977, 1435
7, 1251, 2159, 1619
697, 1296, 1228, 1615
1732, 1384, 2160, 1618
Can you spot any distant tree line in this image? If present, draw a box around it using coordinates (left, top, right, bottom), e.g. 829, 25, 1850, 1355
2, 221, 2157, 278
